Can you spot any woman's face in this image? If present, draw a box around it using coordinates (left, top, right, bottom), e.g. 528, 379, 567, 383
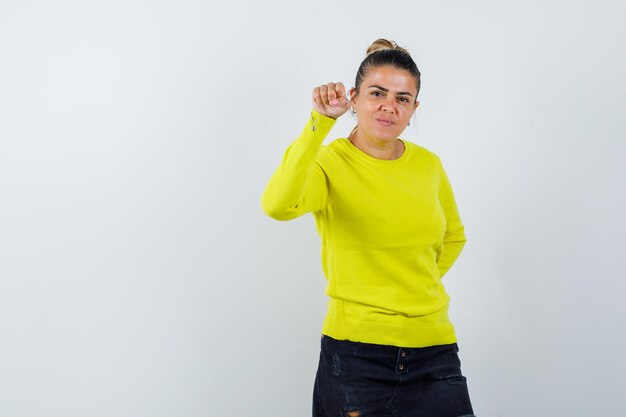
350, 65, 419, 143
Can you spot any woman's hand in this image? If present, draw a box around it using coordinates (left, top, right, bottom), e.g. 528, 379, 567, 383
312, 82, 352, 120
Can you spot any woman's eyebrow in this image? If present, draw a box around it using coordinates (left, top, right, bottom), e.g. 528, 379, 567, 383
367, 85, 414, 97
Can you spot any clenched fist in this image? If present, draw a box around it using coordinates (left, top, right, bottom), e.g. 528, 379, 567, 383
312, 82, 352, 120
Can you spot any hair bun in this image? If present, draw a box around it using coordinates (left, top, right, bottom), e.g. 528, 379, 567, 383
366, 38, 410, 56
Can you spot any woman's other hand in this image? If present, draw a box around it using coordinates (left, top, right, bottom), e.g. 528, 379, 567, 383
312, 82, 351, 119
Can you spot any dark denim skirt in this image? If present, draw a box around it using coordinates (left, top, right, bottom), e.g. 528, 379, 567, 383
313, 335, 475, 417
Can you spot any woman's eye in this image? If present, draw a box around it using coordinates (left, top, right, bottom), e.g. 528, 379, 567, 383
399, 97, 409, 103
371, 91, 383, 97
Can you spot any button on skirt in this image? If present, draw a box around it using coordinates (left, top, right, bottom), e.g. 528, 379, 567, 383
313, 335, 475, 417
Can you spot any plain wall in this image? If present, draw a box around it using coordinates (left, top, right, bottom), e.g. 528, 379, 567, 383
1, 1, 625, 416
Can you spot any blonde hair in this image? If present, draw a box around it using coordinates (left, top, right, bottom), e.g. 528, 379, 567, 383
366, 38, 410, 56
355, 38, 420, 96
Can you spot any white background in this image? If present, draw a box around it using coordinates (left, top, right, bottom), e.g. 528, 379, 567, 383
1, 1, 625, 416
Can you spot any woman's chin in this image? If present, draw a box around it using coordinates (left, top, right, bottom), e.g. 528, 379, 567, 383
373, 130, 402, 142
358, 125, 404, 142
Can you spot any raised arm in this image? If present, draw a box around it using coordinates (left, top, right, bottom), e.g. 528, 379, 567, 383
261, 82, 351, 220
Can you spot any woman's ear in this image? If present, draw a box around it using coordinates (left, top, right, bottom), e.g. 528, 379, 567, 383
413, 100, 420, 111
349, 87, 357, 104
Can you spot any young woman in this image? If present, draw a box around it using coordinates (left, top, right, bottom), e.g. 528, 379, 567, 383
262, 39, 475, 417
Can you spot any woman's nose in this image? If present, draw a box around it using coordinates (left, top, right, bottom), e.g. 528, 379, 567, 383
380, 99, 396, 112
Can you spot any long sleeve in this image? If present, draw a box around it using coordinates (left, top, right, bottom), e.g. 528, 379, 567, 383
436, 158, 467, 278
261, 111, 336, 221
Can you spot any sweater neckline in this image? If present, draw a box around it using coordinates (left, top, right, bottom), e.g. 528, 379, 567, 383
338, 138, 411, 165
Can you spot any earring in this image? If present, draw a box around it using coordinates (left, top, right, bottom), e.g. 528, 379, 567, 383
350, 108, 356, 115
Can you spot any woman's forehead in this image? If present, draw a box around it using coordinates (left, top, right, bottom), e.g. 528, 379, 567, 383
361, 66, 417, 92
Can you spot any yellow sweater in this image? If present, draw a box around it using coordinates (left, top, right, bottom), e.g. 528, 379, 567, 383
261, 111, 467, 347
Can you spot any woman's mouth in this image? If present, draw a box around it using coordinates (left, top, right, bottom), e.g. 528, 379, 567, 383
376, 118, 395, 126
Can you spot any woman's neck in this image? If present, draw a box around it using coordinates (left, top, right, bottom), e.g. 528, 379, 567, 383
348, 129, 404, 160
